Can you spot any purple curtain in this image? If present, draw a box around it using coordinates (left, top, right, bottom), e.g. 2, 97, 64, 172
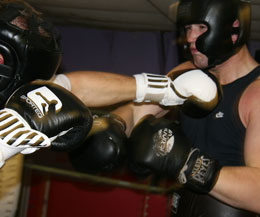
57, 26, 179, 76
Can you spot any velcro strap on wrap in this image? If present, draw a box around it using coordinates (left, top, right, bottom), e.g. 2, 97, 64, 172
134, 73, 186, 106
134, 73, 171, 103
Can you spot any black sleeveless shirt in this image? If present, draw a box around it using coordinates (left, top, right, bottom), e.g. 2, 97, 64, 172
180, 66, 260, 166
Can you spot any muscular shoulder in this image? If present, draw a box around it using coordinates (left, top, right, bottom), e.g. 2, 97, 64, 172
167, 61, 195, 76
239, 78, 260, 127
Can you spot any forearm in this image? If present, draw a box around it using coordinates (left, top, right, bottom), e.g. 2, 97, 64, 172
66, 71, 136, 107
210, 166, 260, 213
112, 102, 168, 137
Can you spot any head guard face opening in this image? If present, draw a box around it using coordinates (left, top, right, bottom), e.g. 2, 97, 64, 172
177, 0, 251, 68
0, 1, 62, 106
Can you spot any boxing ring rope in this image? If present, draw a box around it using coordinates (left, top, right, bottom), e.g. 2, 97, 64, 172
23, 162, 174, 194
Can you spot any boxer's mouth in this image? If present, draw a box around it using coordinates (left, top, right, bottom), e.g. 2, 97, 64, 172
190, 46, 199, 54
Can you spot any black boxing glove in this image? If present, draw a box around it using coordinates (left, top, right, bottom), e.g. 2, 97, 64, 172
128, 115, 221, 194
0, 81, 93, 167
69, 110, 127, 173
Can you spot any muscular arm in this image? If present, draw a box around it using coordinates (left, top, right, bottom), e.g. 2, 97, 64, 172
112, 102, 169, 136
64, 61, 196, 134
66, 71, 136, 107
210, 80, 260, 213
66, 61, 195, 107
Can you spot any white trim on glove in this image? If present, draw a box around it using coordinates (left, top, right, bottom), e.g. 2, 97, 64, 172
0, 108, 51, 168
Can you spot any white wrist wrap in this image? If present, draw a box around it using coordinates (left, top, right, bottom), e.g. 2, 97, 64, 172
53, 74, 72, 91
134, 73, 170, 102
0, 109, 51, 168
134, 73, 184, 106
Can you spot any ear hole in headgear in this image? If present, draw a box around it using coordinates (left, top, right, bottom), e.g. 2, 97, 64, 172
235, 0, 251, 48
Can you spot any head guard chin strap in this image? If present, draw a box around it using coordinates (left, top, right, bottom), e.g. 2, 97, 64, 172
176, 0, 251, 69
0, 1, 62, 106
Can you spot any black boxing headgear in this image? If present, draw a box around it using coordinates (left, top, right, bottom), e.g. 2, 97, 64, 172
0, 1, 62, 106
176, 0, 251, 68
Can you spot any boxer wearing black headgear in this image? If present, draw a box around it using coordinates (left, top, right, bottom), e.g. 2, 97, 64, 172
177, 0, 251, 68
0, 0, 62, 106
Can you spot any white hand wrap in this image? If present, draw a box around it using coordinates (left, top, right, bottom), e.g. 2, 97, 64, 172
0, 109, 51, 168
52, 74, 72, 91
134, 73, 185, 106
